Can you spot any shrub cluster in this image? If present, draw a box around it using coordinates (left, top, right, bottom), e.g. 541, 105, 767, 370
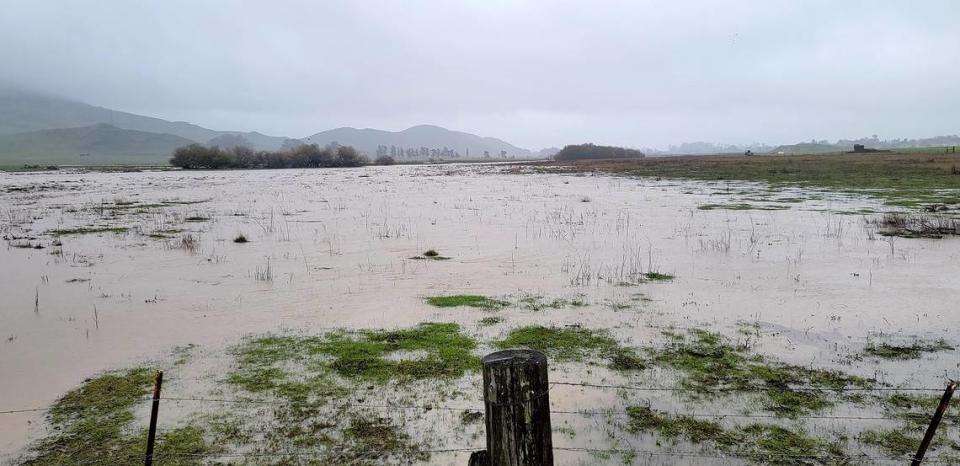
170, 144, 368, 169
553, 143, 645, 161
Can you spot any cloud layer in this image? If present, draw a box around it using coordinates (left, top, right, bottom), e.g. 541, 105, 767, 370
2, 0, 957, 149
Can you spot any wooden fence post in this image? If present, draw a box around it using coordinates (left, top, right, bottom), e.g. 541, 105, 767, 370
911, 381, 957, 466
473, 349, 553, 466
144, 370, 163, 466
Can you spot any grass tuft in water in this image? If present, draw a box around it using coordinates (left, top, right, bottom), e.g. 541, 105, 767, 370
642, 272, 674, 281
425, 294, 508, 309
411, 249, 451, 260
478, 316, 504, 326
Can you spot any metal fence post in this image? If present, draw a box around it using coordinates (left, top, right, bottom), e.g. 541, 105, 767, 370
911, 381, 957, 466
144, 370, 163, 466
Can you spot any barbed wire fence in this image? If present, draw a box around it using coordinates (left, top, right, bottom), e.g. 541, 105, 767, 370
3, 358, 957, 465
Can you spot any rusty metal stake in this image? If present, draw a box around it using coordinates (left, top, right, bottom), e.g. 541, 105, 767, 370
911, 381, 957, 466
144, 370, 163, 466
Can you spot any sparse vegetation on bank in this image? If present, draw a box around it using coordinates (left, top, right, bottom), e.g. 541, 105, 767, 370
531, 152, 960, 208
170, 143, 368, 169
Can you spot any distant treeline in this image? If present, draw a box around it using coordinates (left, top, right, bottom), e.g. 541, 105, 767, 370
169, 143, 369, 169
553, 143, 644, 161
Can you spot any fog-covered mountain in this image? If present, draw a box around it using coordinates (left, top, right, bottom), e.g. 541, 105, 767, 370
302, 125, 531, 159
0, 88, 538, 164
0, 88, 287, 150
0, 124, 195, 165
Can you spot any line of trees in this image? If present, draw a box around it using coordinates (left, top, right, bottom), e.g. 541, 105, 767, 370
553, 143, 645, 161
170, 143, 369, 169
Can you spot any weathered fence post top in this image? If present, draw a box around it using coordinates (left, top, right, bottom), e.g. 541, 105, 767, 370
476, 349, 553, 466
482, 349, 548, 369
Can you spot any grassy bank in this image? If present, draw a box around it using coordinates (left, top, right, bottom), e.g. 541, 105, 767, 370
527, 152, 960, 208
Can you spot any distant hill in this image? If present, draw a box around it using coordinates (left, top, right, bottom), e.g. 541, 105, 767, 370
0, 88, 287, 150
769, 143, 843, 155
302, 124, 531, 158
0, 124, 194, 165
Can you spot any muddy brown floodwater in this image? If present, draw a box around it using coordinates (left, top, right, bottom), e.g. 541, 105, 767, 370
1, 164, 958, 464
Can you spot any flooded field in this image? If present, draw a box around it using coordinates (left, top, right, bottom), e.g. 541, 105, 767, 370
2, 164, 959, 465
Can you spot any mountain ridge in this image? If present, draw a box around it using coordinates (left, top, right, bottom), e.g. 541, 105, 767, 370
0, 123, 196, 165
303, 124, 530, 158
0, 88, 288, 150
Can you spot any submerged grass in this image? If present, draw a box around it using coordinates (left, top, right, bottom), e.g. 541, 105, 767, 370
495, 325, 644, 371
653, 329, 873, 416
231, 322, 480, 385
220, 325, 464, 463
626, 406, 847, 465
860, 428, 920, 456
864, 339, 954, 359
425, 294, 509, 309
698, 203, 789, 211
48, 226, 129, 236
23, 367, 216, 465
539, 152, 960, 209
516, 293, 587, 311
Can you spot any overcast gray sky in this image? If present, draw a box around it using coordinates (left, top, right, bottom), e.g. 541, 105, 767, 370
1, 0, 957, 149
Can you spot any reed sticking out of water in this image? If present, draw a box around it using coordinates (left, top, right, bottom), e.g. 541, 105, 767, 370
253, 258, 273, 282
34, 287, 39, 313
176, 233, 199, 253
93, 306, 99, 329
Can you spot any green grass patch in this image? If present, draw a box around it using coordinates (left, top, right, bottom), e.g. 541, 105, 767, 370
494, 325, 644, 371
864, 339, 954, 360
426, 294, 508, 309
231, 323, 480, 385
